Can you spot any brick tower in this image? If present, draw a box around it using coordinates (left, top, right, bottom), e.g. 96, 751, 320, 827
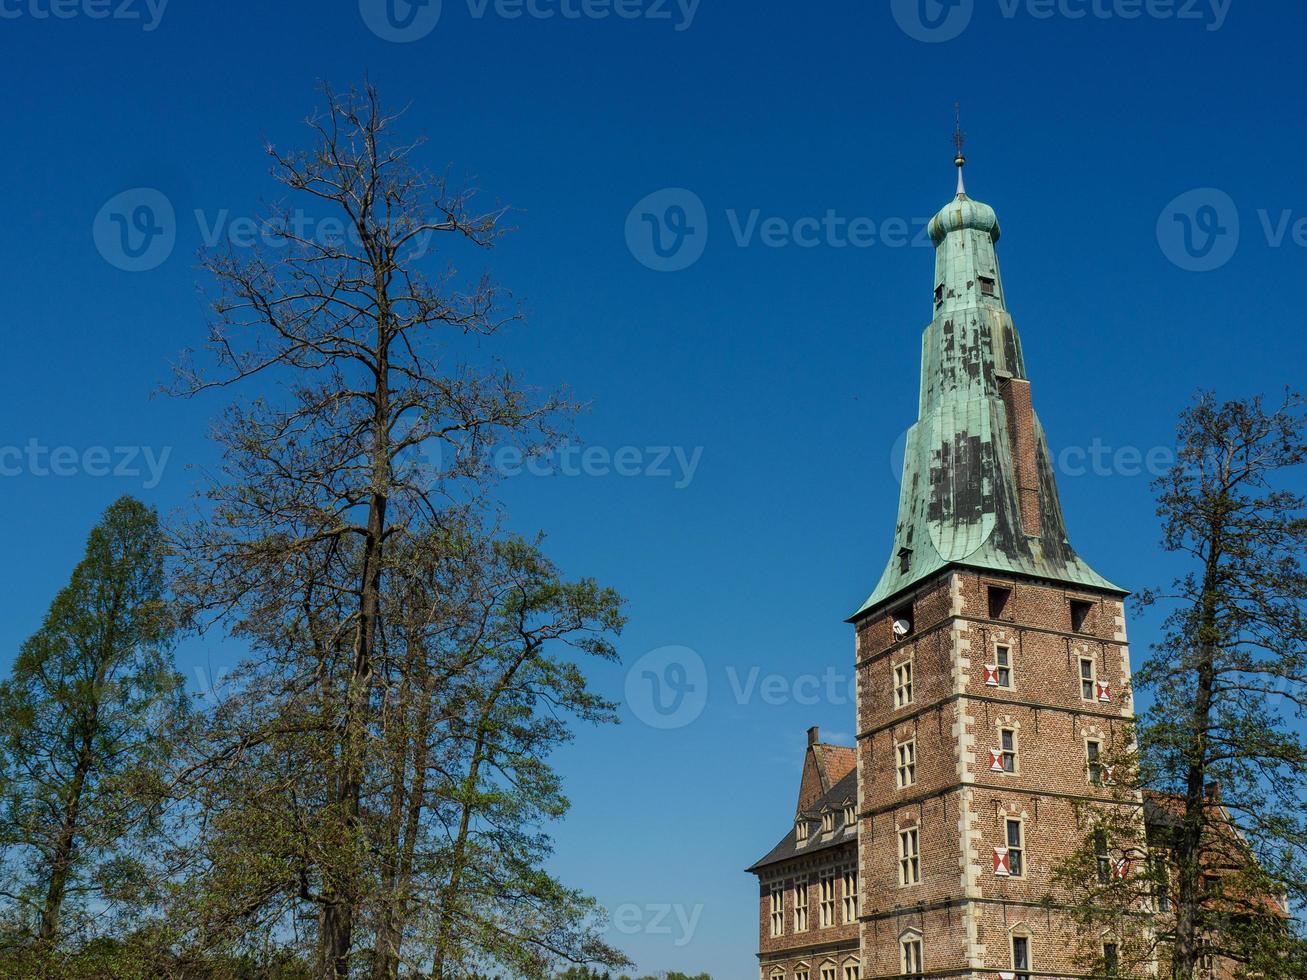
748, 149, 1147, 979
847, 151, 1140, 979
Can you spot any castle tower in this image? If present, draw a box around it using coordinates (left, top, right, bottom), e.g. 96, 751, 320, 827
848, 151, 1140, 979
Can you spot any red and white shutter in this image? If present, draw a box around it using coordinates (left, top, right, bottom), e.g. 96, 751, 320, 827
993, 847, 1011, 876
1114, 858, 1130, 880
1097, 680, 1112, 703
984, 665, 1000, 686
989, 749, 1006, 772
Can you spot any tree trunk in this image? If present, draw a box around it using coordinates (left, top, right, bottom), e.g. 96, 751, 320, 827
1172, 516, 1226, 980
37, 734, 95, 944
318, 287, 393, 979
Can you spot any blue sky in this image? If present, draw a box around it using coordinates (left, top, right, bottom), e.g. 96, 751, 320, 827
1, 0, 1305, 976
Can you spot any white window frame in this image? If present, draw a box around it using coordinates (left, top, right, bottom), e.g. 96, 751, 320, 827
822, 810, 835, 834
796, 818, 810, 844
896, 738, 917, 789
1087, 738, 1104, 785
841, 959, 859, 980
999, 727, 1018, 773
995, 643, 1013, 687
819, 962, 836, 980
893, 659, 914, 708
794, 877, 809, 933
898, 827, 921, 886
1005, 818, 1025, 878
1080, 656, 1098, 701
900, 931, 924, 978
819, 875, 836, 928
769, 884, 784, 937
1011, 931, 1032, 980
841, 869, 858, 922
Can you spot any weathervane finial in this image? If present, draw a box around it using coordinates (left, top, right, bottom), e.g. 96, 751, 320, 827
953, 102, 967, 197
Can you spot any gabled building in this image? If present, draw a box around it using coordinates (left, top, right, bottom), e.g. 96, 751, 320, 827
749, 728, 861, 980
750, 151, 1150, 979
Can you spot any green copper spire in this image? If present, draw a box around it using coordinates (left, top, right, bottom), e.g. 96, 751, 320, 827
851, 151, 1122, 620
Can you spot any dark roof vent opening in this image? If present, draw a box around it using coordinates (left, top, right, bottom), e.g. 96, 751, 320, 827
1071, 599, 1094, 634
987, 585, 1012, 620
979, 275, 996, 296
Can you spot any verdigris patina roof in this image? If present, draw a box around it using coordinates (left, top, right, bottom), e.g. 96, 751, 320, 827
851, 160, 1123, 621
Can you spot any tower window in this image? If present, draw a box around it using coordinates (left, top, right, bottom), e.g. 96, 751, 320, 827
995, 645, 1012, 687
898, 547, 913, 574
893, 661, 914, 708
896, 738, 917, 788
1095, 829, 1112, 885
843, 803, 856, 829
822, 810, 835, 834
1087, 739, 1104, 785
796, 818, 810, 843
1006, 819, 1025, 877
987, 585, 1012, 619
1153, 855, 1172, 912
898, 827, 921, 886
999, 728, 1017, 772
1070, 598, 1094, 633
901, 933, 923, 978
934, 283, 944, 306
1012, 935, 1031, 980
1080, 657, 1097, 701
979, 275, 996, 296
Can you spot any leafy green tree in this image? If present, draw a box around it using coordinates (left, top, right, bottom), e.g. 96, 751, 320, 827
0, 496, 184, 956
1053, 391, 1307, 978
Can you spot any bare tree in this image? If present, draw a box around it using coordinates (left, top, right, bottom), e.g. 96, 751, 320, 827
170, 82, 619, 979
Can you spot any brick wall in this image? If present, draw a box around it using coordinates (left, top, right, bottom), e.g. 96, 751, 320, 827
850, 569, 1144, 979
